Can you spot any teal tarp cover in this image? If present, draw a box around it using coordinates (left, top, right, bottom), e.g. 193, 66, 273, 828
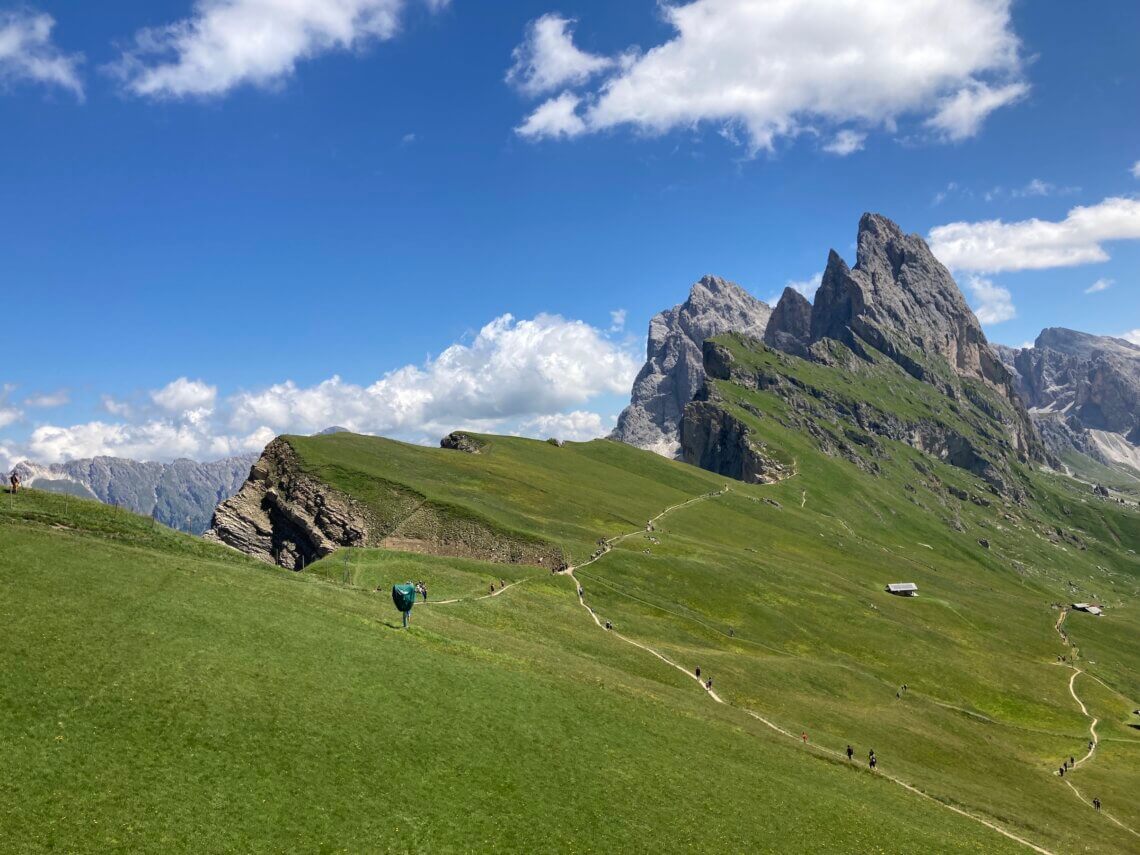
392, 584, 417, 612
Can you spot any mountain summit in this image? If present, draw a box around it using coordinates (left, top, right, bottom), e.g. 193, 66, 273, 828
611, 275, 771, 456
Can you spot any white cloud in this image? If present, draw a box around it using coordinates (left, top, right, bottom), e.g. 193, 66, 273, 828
932, 181, 959, 206
0, 9, 83, 98
609, 309, 627, 333
965, 275, 1015, 324
1084, 278, 1113, 295
0, 407, 20, 429
24, 389, 69, 409
929, 197, 1140, 272
1131, 161, 1140, 179
516, 91, 587, 139
13, 313, 637, 465
506, 13, 613, 96
151, 378, 217, 413
1013, 178, 1052, 198
923, 81, 1027, 141
822, 130, 866, 156
516, 410, 612, 442
1121, 329, 1140, 346
515, 0, 1025, 153
112, 0, 446, 98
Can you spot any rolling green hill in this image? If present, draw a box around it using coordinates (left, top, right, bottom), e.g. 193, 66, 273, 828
4, 375, 1138, 853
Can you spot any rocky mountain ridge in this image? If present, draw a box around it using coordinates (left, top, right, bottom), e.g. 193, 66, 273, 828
995, 329, 1140, 475
11, 454, 256, 533
679, 213, 1047, 498
611, 275, 771, 456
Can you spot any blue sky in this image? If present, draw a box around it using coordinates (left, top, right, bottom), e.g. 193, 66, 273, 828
1, 0, 1138, 467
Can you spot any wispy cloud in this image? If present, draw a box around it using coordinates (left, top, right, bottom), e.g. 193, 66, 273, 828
1084, 278, 1113, 295
0, 9, 83, 99
965, 275, 1016, 324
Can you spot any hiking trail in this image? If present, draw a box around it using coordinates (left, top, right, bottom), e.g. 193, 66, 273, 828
1051, 608, 1139, 837
561, 482, 1056, 855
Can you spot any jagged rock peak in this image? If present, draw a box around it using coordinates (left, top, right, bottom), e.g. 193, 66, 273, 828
611, 275, 771, 456
764, 286, 814, 357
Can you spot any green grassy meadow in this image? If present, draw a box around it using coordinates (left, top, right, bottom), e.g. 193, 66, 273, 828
3, 358, 1139, 853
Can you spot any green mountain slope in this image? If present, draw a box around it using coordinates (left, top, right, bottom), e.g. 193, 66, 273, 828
5, 376, 1139, 853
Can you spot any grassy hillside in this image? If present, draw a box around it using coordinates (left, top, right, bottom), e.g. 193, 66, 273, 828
3, 362, 1139, 853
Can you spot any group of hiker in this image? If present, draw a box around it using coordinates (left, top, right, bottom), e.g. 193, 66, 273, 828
845, 744, 878, 769
488, 578, 506, 595
694, 666, 713, 692
895, 683, 908, 699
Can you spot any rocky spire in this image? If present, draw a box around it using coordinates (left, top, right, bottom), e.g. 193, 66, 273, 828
611, 275, 771, 456
763, 286, 813, 357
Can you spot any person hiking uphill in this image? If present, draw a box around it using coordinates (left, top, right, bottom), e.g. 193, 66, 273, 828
8, 470, 19, 494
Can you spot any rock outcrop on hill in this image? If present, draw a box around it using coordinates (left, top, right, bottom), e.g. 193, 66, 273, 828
207, 436, 566, 570
612, 275, 771, 457
996, 328, 1140, 472
11, 454, 256, 533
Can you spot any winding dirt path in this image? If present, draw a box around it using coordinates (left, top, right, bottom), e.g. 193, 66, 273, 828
1051, 608, 1139, 837
563, 486, 1056, 855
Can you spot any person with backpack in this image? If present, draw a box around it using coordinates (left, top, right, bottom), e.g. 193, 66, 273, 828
8, 470, 19, 494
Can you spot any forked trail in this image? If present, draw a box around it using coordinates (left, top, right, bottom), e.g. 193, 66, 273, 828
562, 484, 1056, 855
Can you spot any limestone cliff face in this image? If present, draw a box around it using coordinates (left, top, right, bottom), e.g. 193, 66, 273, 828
763, 286, 813, 357
206, 436, 566, 571
612, 275, 771, 457
996, 328, 1140, 472
792, 213, 1041, 464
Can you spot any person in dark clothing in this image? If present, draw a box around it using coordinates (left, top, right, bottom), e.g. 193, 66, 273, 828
8, 471, 19, 494
846, 745, 854, 761
605, 620, 612, 630
1093, 797, 1101, 812
695, 666, 701, 679
869, 755, 877, 770
705, 677, 713, 690
1059, 766, 1065, 777
1069, 755, 1075, 767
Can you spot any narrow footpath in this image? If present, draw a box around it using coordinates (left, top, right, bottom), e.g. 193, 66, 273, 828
562, 485, 1056, 855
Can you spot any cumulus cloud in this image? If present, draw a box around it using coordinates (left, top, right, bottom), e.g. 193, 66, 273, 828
514, 0, 1025, 153
516, 410, 611, 443
965, 275, 1015, 324
609, 309, 627, 333
506, 13, 613, 96
1122, 329, 1140, 346
1084, 278, 1113, 295
151, 377, 217, 413
929, 197, 1140, 272
111, 0, 446, 98
515, 90, 587, 139
0, 9, 83, 98
12, 313, 638, 465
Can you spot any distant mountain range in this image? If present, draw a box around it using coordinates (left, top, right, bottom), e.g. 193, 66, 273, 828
12, 455, 257, 534
996, 329, 1140, 480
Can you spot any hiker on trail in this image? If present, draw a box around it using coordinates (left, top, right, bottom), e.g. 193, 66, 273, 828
869, 754, 877, 770
902, 684, 908, 693
695, 666, 701, 679
1069, 756, 1074, 767
392, 582, 417, 629
489, 583, 495, 595
1088, 740, 1094, 751
1093, 797, 1101, 812
801, 732, 808, 744
896, 691, 900, 699
500, 579, 505, 588
1059, 766, 1064, 777
705, 677, 713, 691
578, 586, 583, 597
846, 745, 854, 761
605, 620, 612, 630
8, 470, 19, 494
